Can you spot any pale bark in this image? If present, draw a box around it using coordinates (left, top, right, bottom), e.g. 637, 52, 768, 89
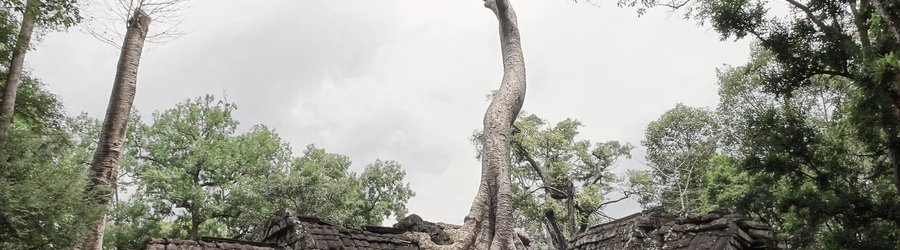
0, 0, 37, 137
82, 9, 150, 250
454, 0, 527, 249
406, 1, 527, 249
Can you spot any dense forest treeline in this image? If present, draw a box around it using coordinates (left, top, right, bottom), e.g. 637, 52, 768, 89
2, 92, 416, 249
2, 0, 900, 249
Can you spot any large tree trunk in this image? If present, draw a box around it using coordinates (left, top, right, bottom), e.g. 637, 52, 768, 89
873, 0, 900, 193
0, 0, 37, 137
455, 0, 527, 249
386, 1, 528, 248
873, 0, 900, 46
852, 0, 900, 193
82, 10, 150, 250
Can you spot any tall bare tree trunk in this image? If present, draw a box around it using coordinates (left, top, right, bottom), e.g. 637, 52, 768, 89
82, 10, 150, 250
455, 0, 527, 249
0, 0, 37, 137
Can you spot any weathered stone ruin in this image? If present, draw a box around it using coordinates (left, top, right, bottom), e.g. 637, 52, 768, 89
568, 209, 778, 250
144, 237, 278, 250
145, 209, 419, 250
144, 209, 778, 249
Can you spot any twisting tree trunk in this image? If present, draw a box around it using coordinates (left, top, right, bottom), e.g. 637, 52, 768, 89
0, 0, 37, 137
82, 9, 150, 250
457, 0, 527, 249
394, 1, 528, 248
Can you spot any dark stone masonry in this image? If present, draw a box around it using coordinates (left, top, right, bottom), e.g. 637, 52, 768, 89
144, 209, 778, 249
143, 237, 278, 250
145, 209, 418, 250
568, 209, 778, 250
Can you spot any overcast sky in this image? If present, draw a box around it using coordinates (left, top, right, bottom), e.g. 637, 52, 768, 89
27, 0, 753, 225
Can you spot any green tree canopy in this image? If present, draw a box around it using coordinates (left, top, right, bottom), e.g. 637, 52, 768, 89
628, 104, 717, 216
103, 95, 416, 246
0, 89, 97, 249
700, 49, 900, 249
358, 160, 415, 226
123, 95, 293, 240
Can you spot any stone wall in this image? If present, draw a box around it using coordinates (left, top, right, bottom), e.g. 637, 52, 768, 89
261, 209, 420, 250
568, 209, 778, 250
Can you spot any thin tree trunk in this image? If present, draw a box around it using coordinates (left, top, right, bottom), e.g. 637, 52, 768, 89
543, 210, 567, 250
0, 0, 37, 137
82, 9, 150, 250
565, 182, 575, 235
189, 207, 201, 240
455, 0, 527, 249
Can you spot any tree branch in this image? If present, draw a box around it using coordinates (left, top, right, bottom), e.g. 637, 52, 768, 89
785, 0, 829, 31
513, 139, 567, 199
523, 186, 568, 197
543, 210, 568, 250
599, 195, 631, 207
659, 0, 691, 10
812, 69, 855, 79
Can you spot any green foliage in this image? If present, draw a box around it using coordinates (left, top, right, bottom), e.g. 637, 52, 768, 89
2, 0, 82, 31
283, 145, 367, 223
699, 50, 900, 248
622, 169, 657, 209
615, 0, 900, 247
3, 75, 64, 130
102, 201, 168, 250
100, 95, 415, 246
120, 95, 293, 240
223, 145, 415, 240
359, 160, 415, 225
0, 91, 97, 249
630, 104, 716, 216
31, 0, 81, 30
0, 6, 19, 60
